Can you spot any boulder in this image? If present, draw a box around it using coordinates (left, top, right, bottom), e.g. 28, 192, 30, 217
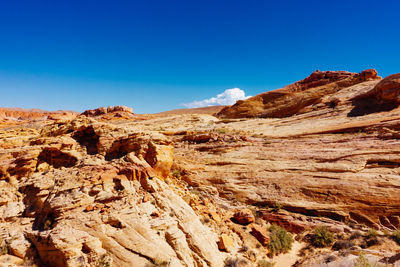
233, 209, 255, 225
218, 234, 235, 253
373, 73, 400, 105
145, 141, 174, 179
251, 225, 269, 246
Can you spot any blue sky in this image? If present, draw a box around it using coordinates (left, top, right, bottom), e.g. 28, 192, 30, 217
0, 0, 399, 113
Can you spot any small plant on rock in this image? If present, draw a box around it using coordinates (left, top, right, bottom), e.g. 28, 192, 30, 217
257, 259, 275, 267
271, 202, 282, 213
268, 224, 293, 256
0, 238, 7, 255
367, 228, 378, 238
392, 229, 400, 245
311, 225, 334, 248
354, 252, 384, 267
224, 257, 248, 267
172, 169, 182, 179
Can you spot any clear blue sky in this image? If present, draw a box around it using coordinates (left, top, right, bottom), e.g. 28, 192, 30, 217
0, 0, 399, 113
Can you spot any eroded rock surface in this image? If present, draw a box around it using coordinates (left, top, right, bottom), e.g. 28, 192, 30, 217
217, 69, 380, 118
1, 70, 400, 266
0, 118, 224, 266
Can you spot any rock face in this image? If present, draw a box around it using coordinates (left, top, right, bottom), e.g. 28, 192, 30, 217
0, 108, 77, 129
251, 225, 269, 246
2, 70, 400, 266
0, 117, 223, 267
373, 73, 400, 105
217, 69, 380, 118
81, 106, 133, 117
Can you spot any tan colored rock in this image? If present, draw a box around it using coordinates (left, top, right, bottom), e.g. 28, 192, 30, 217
107, 105, 133, 114
218, 234, 235, 252
210, 211, 222, 223
27, 224, 109, 267
217, 69, 379, 118
0, 254, 24, 266
3, 69, 400, 266
145, 141, 174, 179
233, 209, 255, 225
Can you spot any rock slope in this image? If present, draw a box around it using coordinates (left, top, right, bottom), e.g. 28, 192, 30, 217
1, 73, 400, 266
216, 69, 379, 118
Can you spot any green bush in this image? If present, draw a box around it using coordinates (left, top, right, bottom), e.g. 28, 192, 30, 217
0, 238, 7, 255
271, 202, 282, 213
268, 224, 293, 255
354, 253, 384, 267
257, 260, 275, 267
311, 225, 334, 247
392, 229, 400, 245
172, 169, 182, 179
367, 228, 378, 238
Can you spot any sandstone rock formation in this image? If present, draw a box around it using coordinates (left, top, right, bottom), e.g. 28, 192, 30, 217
0, 108, 77, 128
217, 69, 380, 118
1, 70, 400, 266
81, 105, 133, 117
0, 118, 224, 266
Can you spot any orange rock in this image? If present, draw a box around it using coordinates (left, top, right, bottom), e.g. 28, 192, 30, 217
373, 73, 400, 105
233, 209, 255, 225
145, 142, 174, 179
216, 69, 379, 119
210, 212, 222, 223
85, 205, 94, 212
251, 224, 269, 246
259, 211, 308, 234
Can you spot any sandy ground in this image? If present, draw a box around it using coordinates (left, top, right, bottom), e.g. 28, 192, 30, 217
274, 241, 305, 267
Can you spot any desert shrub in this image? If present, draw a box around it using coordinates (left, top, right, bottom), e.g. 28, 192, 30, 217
364, 236, 381, 248
238, 245, 248, 252
216, 128, 229, 134
0, 238, 7, 255
268, 224, 293, 255
224, 257, 248, 267
367, 228, 378, 238
311, 225, 334, 247
354, 253, 384, 267
271, 202, 282, 213
98, 254, 112, 267
172, 169, 182, 179
257, 260, 275, 267
392, 229, 400, 245
332, 240, 354, 251
350, 230, 363, 240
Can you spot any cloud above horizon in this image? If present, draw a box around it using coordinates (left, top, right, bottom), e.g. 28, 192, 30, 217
182, 88, 251, 108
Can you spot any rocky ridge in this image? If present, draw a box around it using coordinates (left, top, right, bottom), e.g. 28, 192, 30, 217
0, 71, 400, 266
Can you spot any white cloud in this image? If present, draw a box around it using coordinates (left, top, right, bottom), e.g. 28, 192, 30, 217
182, 88, 251, 108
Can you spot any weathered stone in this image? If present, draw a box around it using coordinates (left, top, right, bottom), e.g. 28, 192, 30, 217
251, 224, 269, 246
233, 209, 255, 225
260, 211, 308, 233
218, 234, 235, 253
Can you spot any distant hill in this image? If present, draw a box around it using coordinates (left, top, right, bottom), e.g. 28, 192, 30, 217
0, 107, 77, 121
153, 105, 225, 116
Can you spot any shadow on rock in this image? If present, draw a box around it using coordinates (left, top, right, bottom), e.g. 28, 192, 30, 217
347, 97, 398, 117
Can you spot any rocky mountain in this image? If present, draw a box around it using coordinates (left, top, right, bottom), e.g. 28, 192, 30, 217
1, 70, 400, 266
216, 69, 379, 118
